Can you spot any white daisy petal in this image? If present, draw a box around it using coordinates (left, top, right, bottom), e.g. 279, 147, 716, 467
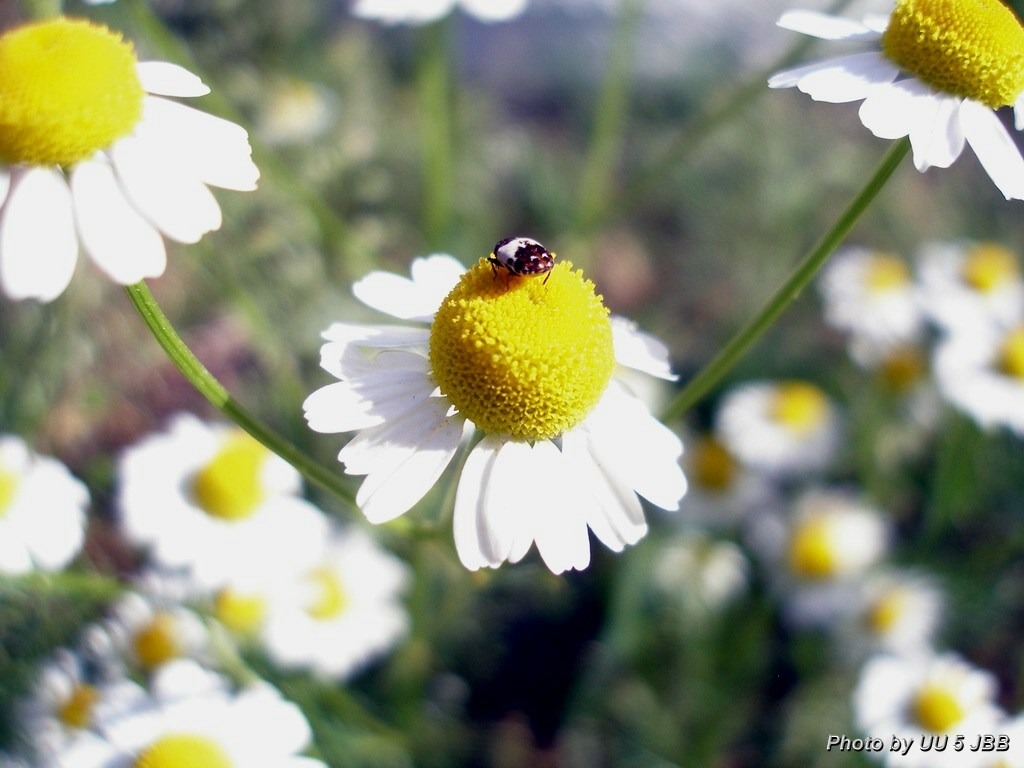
353, 254, 465, 321
961, 99, 1024, 201
0, 168, 78, 302
769, 53, 896, 102
907, 91, 966, 170
136, 61, 210, 97
71, 158, 167, 284
611, 316, 677, 380
777, 10, 880, 41
453, 435, 513, 570
0, 168, 10, 208
1015, 90, 1024, 130
110, 135, 223, 243
859, 80, 925, 140
320, 323, 431, 359
459, 0, 529, 22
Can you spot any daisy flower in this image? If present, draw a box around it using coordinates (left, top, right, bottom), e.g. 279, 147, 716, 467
0, 17, 258, 302
303, 252, 687, 575
714, 379, 842, 477
840, 570, 944, 657
818, 246, 925, 354
651, 531, 750, 616
88, 659, 325, 768
854, 652, 1004, 768
677, 431, 771, 530
352, 0, 529, 25
768, 0, 1024, 200
117, 413, 330, 588
918, 241, 1024, 333
933, 320, 1024, 436
0, 434, 88, 574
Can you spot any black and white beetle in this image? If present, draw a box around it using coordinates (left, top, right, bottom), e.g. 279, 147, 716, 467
488, 237, 555, 283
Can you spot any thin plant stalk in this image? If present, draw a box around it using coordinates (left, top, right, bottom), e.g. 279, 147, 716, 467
419, 20, 455, 250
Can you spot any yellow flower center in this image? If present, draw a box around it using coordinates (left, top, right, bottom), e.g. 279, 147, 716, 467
912, 684, 966, 732
865, 252, 912, 293
305, 568, 348, 620
190, 432, 269, 521
133, 612, 182, 670
961, 243, 1020, 292
788, 516, 839, 579
881, 0, 1024, 108
0, 466, 20, 518
770, 382, 829, 435
865, 587, 909, 634
0, 18, 144, 167
214, 588, 268, 635
880, 347, 926, 392
58, 683, 99, 729
691, 437, 737, 492
997, 325, 1024, 379
134, 734, 234, 768
429, 259, 615, 441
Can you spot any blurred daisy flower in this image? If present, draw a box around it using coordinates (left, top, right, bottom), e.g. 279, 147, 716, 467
304, 252, 686, 575
85, 659, 325, 768
0, 17, 258, 302
768, 0, 1024, 200
934, 320, 1024, 436
854, 652, 1004, 768
352, 0, 529, 25
818, 246, 925, 354
918, 241, 1024, 333
678, 431, 771, 530
841, 571, 944, 657
0, 434, 88, 574
117, 413, 329, 588
651, 531, 750, 616
714, 380, 841, 476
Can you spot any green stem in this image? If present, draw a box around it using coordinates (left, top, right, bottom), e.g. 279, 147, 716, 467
123, 282, 356, 506
419, 21, 454, 249
660, 137, 911, 422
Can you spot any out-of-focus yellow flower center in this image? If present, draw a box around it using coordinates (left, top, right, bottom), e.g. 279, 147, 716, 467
788, 516, 839, 579
913, 684, 966, 732
770, 382, 829, 435
865, 587, 909, 634
961, 243, 1020, 292
0, 466, 20, 517
882, 0, 1024, 109
997, 325, 1024, 379
0, 18, 144, 167
214, 588, 268, 635
429, 259, 615, 441
305, 568, 348, 620
58, 683, 99, 729
190, 433, 269, 521
134, 734, 233, 768
880, 347, 926, 393
691, 437, 736, 492
865, 253, 911, 292
133, 612, 182, 670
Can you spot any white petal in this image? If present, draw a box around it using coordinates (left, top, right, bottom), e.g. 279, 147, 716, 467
135, 97, 259, 191
110, 135, 222, 243
611, 316, 676, 380
136, 61, 210, 97
71, 158, 167, 283
0, 167, 10, 208
770, 52, 897, 103
1015, 90, 1024, 131
353, 254, 465, 321
320, 323, 430, 360
459, 0, 528, 22
341, 399, 465, 523
352, 0, 453, 24
0, 168, 78, 302
961, 100, 1024, 201
907, 91, 965, 170
776, 11, 880, 41
0, 528, 33, 574
453, 435, 514, 569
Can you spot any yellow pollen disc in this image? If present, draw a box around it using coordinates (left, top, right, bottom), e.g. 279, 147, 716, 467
865, 588, 909, 634
880, 347, 926, 393
0, 466, 20, 518
913, 685, 965, 732
429, 259, 615, 441
691, 437, 736, 492
881, 0, 1024, 108
788, 516, 839, 579
961, 243, 1021, 292
134, 734, 234, 768
190, 432, 269, 521
214, 588, 268, 635
305, 568, 348, 620
865, 253, 911, 293
770, 382, 829, 435
133, 612, 182, 670
0, 18, 144, 167
997, 325, 1024, 379
58, 683, 99, 729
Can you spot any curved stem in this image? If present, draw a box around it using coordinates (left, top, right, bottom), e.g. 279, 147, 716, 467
123, 282, 356, 506
660, 137, 911, 422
